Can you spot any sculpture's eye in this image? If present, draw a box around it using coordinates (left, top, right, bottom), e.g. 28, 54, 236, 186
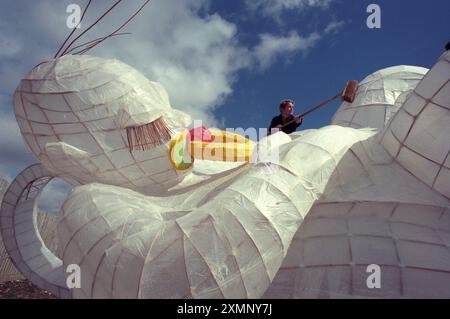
126, 116, 173, 151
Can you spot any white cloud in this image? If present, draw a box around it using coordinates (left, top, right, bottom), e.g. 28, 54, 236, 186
245, 2, 343, 69
253, 31, 320, 69
324, 20, 346, 35
0, 0, 251, 127
69, 0, 251, 127
0, 0, 340, 126
0, 0, 252, 184
0, 33, 22, 58
246, 0, 333, 19
0, 0, 343, 184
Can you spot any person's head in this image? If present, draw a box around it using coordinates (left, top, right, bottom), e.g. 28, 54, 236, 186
279, 99, 295, 118
446, 41, 450, 51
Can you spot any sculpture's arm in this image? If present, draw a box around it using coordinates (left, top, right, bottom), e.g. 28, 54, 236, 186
379, 50, 450, 200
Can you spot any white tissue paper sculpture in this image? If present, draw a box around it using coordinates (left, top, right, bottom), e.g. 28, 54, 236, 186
14, 55, 192, 195
2, 50, 449, 298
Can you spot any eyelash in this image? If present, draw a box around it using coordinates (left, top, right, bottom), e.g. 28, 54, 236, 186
126, 116, 173, 151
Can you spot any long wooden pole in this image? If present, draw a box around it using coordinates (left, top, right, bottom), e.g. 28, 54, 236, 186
281, 93, 341, 128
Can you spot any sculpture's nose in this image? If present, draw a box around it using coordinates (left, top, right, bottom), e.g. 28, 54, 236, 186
189, 129, 256, 162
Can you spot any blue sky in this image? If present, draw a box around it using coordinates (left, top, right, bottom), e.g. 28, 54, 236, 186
0, 0, 449, 209
210, 0, 450, 131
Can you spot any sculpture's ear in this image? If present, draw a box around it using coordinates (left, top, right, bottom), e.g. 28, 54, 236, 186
41, 142, 98, 175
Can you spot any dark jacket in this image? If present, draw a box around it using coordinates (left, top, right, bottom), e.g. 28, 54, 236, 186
268, 114, 302, 135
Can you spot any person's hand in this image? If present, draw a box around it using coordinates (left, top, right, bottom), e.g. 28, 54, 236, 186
294, 116, 303, 124
275, 124, 283, 129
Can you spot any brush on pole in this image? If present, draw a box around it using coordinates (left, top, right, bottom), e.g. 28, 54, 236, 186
281, 80, 359, 129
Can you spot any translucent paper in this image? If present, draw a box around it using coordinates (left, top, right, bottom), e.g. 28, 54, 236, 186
3, 51, 449, 298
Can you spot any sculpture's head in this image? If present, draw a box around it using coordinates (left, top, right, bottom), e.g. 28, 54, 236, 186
331, 65, 428, 130
13, 55, 192, 194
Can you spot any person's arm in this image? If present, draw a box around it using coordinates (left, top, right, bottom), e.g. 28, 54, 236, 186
294, 116, 303, 128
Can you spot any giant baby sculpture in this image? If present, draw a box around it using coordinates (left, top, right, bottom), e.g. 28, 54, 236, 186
1, 50, 449, 298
